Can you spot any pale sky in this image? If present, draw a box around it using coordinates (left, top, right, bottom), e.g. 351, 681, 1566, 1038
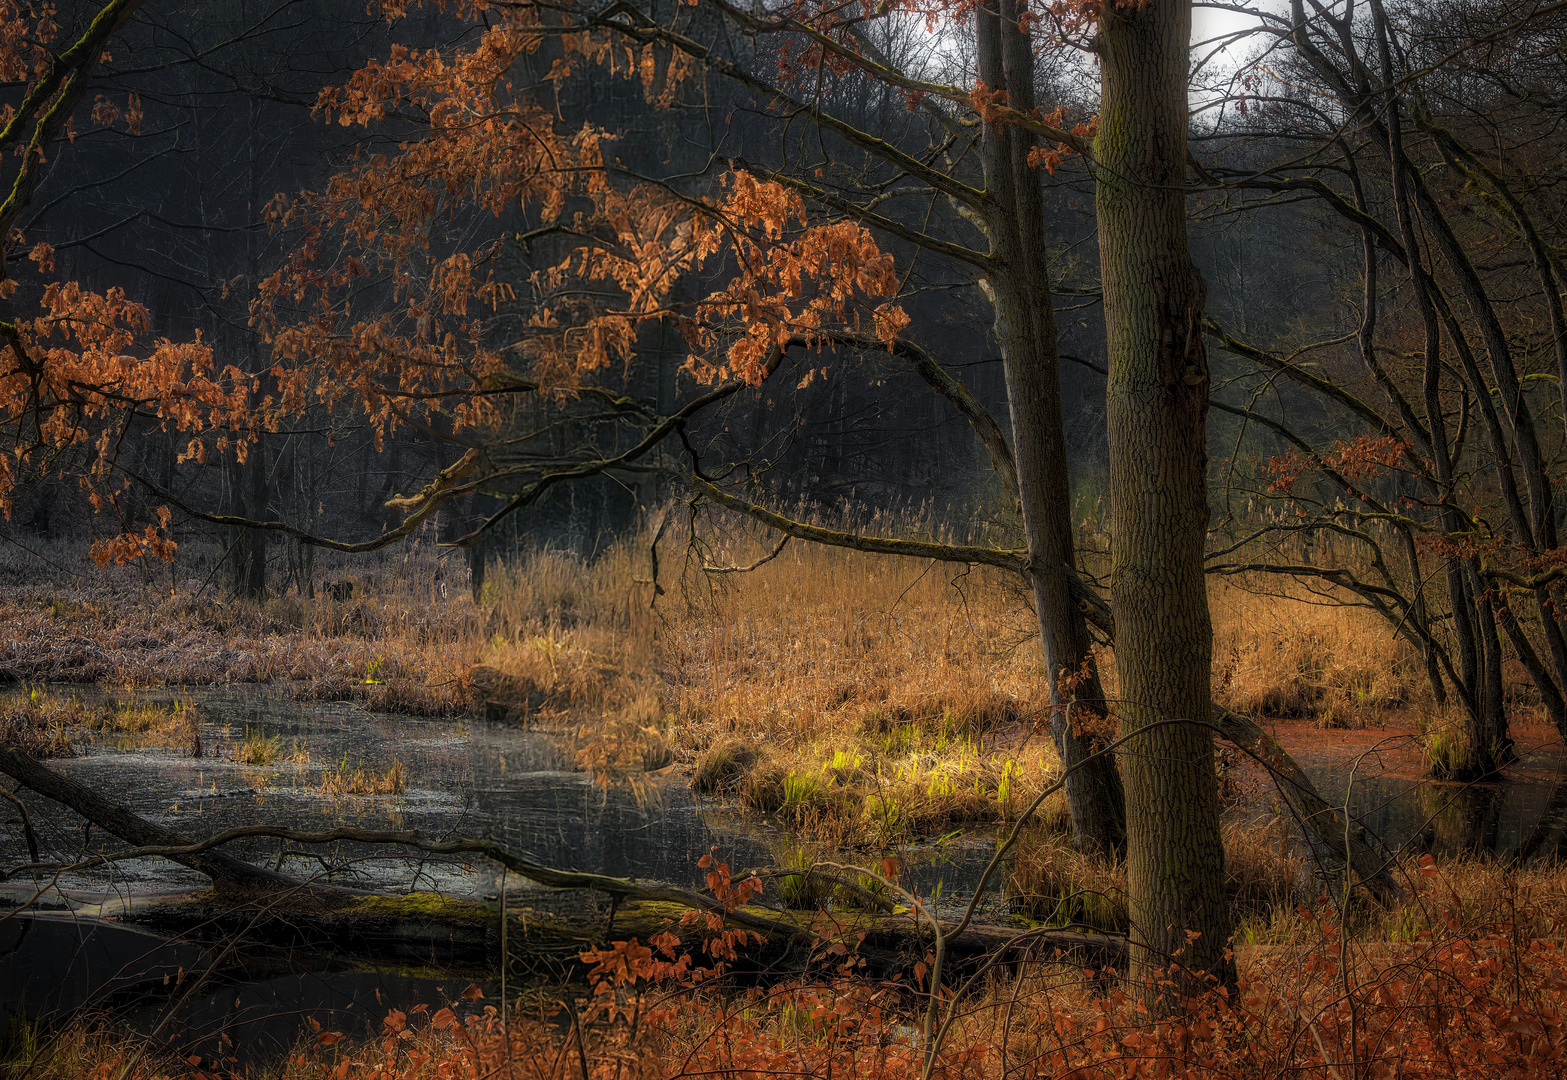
1192, 2, 1291, 59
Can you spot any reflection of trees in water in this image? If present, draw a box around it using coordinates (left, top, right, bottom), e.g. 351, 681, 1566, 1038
1340, 777, 1567, 864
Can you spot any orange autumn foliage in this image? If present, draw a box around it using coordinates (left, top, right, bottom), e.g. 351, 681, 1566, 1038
4, 0, 911, 554
0, 2, 247, 552
253, 0, 908, 468
185, 855, 1567, 1080
1264, 434, 1411, 496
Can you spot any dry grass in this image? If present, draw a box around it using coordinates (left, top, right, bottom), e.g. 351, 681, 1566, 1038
663, 526, 1037, 749
468, 519, 1459, 843
646, 519, 1064, 845
1210, 579, 1429, 728
474, 544, 652, 716
0, 687, 202, 756
0, 687, 78, 758
0, 516, 1446, 738
472, 545, 674, 785
0, 533, 476, 714
230, 727, 284, 766
319, 756, 407, 797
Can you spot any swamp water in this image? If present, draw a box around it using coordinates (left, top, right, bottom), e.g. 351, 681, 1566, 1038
0, 685, 1000, 897
0, 685, 998, 1064
5, 685, 1567, 1065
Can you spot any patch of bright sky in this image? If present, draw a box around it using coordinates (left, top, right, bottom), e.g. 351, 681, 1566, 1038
1190, 1, 1292, 119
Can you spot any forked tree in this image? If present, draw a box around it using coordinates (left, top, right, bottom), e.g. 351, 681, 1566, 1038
1196, 0, 1567, 782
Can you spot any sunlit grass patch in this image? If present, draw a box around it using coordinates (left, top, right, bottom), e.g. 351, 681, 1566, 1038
319, 756, 407, 797
230, 727, 284, 766
90, 696, 197, 734
78, 695, 201, 751
1, 687, 205, 756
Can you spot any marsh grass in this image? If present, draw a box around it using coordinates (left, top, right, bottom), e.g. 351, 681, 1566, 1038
319, 756, 407, 797
1009, 814, 1567, 951
0, 687, 202, 755
476, 546, 676, 786
1209, 579, 1430, 728
0, 532, 476, 713
15, 519, 1567, 1080
80, 696, 200, 751
0, 688, 76, 758
477, 518, 1448, 845
231, 727, 284, 766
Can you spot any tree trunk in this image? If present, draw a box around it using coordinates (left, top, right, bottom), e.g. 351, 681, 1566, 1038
977, 0, 1125, 856
1096, 0, 1233, 996
226, 438, 268, 600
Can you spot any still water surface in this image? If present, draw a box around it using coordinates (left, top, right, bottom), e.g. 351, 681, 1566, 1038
5, 687, 1566, 1064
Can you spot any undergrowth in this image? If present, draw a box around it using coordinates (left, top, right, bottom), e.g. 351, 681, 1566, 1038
24, 853, 1567, 1080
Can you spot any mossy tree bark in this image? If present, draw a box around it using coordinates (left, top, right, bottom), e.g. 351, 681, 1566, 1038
1095, 0, 1234, 996
976, 0, 1125, 856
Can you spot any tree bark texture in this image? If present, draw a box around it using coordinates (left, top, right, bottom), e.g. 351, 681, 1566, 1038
226, 438, 269, 600
976, 0, 1125, 856
1096, 0, 1234, 995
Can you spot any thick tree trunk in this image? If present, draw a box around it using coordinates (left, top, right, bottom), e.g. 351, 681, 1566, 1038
1096, 0, 1233, 996
977, 0, 1125, 855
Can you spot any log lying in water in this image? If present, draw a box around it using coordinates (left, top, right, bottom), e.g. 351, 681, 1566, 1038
0, 745, 306, 897
1209, 706, 1403, 903
0, 748, 1125, 976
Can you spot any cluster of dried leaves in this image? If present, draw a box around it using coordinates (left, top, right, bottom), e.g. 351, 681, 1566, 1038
2, 0, 940, 559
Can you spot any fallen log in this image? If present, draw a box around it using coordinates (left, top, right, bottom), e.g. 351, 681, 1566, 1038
0, 745, 307, 897
1210, 706, 1403, 903
0, 749, 1126, 976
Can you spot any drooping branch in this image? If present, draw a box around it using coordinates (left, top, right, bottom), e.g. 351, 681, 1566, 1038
691, 476, 1029, 573
1204, 317, 1408, 442
1204, 707, 1400, 903
119, 448, 481, 555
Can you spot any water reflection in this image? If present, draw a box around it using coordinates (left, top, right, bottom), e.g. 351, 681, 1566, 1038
1336, 775, 1567, 864
0, 912, 489, 1069
0, 685, 998, 903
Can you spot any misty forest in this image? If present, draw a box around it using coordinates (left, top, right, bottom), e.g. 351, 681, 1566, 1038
3, 0, 1567, 1076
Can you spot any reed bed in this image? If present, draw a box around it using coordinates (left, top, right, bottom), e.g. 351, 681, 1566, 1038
0, 533, 476, 714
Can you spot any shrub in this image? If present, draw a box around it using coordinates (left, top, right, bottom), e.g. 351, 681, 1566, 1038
691, 739, 758, 793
